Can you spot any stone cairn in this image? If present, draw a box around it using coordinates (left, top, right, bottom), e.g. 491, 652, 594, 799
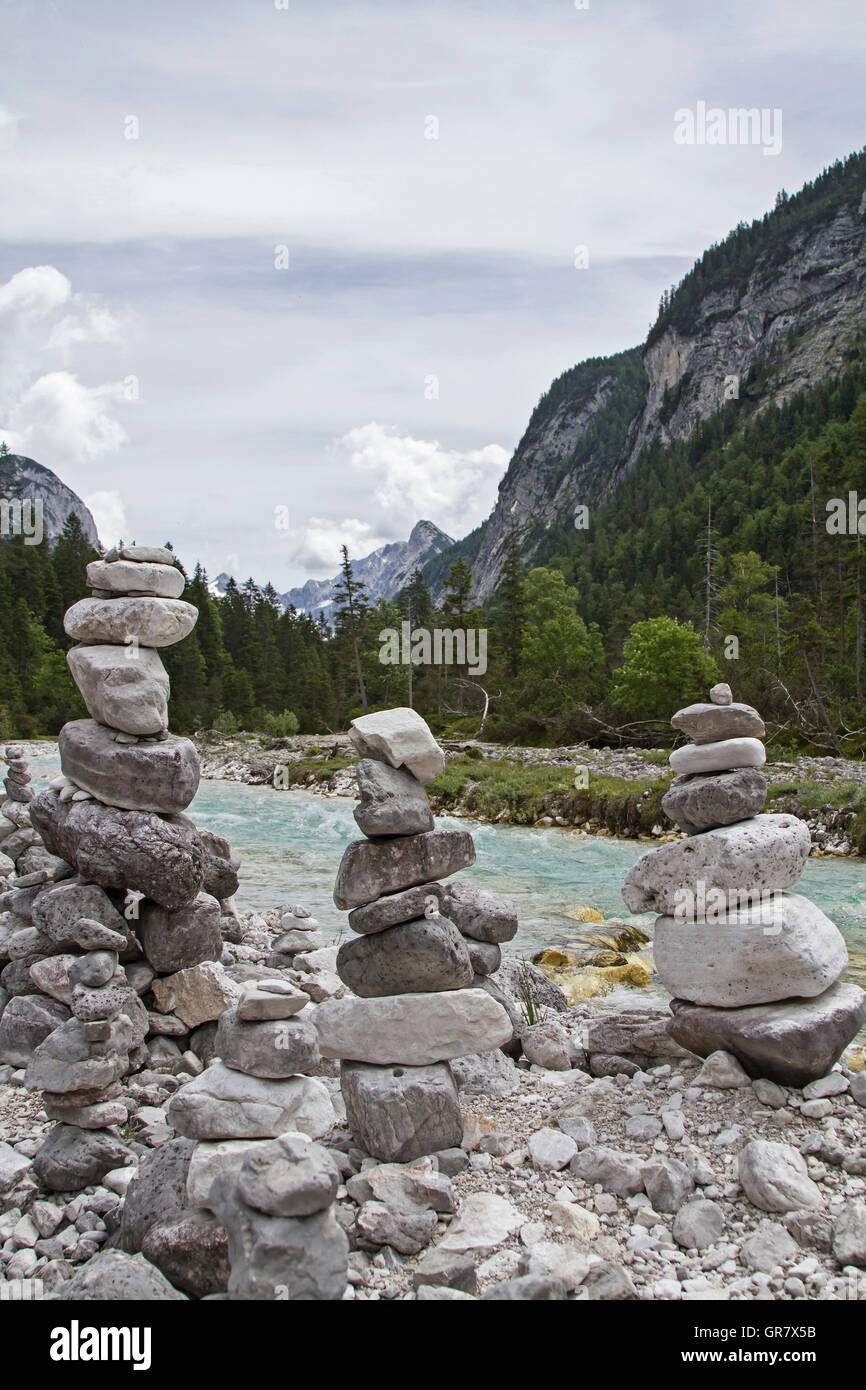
316, 708, 517, 1163
165, 925, 347, 1299
0, 544, 247, 1194
622, 682, 866, 1087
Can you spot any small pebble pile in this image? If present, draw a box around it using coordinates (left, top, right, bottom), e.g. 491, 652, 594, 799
622, 683, 866, 1086
0, 544, 246, 1194
319, 708, 517, 1162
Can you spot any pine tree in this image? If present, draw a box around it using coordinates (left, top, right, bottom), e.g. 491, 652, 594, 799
498, 530, 526, 676
333, 545, 369, 715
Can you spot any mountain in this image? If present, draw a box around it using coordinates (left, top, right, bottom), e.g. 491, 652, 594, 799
281, 520, 454, 620
448, 149, 866, 599
0, 453, 100, 546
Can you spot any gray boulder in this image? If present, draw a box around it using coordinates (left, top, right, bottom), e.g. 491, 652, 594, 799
336, 914, 472, 997
0, 993, 69, 1066
32, 1123, 135, 1193
140, 893, 222, 973
832, 1200, 866, 1267
671, 700, 766, 744
622, 813, 810, 915
653, 893, 847, 1008
64, 594, 198, 647
31, 879, 127, 943
353, 758, 433, 837
59, 720, 200, 814
668, 982, 866, 1087
67, 644, 171, 736
662, 767, 768, 833
333, 829, 475, 909
86, 557, 186, 597
30, 790, 205, 911
209, 1173, 348, 1300
340, 1059, 463, 1162
141, 1208, 230, 1297
26, 1017, 130, 1093
738, 1140, 823, 1213
214, 1008, 320, 1079
47, 1249, 187, 1300
236, 1132, 340, 1217
119, 1137, 198, 1252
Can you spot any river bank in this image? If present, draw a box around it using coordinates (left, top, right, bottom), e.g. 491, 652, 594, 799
189, 731, 866, 856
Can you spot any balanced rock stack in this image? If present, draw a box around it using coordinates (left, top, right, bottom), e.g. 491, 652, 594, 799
163, 973, 347, 1299
622, 682, 866, 1086
0, 544, 243, 1193
315, 708, 516, 1163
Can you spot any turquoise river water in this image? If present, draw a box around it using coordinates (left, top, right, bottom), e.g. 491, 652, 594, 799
27, 754, 866, 1013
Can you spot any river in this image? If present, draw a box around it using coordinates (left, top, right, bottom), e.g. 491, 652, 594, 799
27, 756, 866, 1012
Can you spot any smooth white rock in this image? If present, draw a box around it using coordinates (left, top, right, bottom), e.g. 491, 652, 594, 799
622, 814, 811, 916
348, 708, 445, 784
653, 893, 848, 1008
669, 736, 766, 776
86, 558, 185, 599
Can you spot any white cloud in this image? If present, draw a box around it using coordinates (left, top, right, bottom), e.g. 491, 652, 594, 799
334, 422, 508, 539
7, 371, 128, 464
47, 305, 124, 351
84, 489, 127, 548
291, 516, 386, 572
0, 266, 130, 474
0, 266, 71, 321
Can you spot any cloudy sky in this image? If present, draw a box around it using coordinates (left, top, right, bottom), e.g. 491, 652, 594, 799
0, 0, 863, 589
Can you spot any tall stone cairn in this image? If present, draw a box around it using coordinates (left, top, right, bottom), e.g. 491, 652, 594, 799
319, 708, 516, 1162
621, 682, 866, 1087
0, 544, 243, 1195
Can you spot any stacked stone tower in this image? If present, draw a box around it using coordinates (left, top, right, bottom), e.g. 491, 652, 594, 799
0, 544, 242, 1190
622, 682, 866, 1087
316, 708, 516, 1162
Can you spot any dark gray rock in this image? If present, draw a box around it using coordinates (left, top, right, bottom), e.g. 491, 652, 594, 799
139, 893, 222, 973
437, 880, 519, 943
412, 1245, 478, 1293
336, 915, 472, 997
141, 1208, 230, 1298
333, 830, 475, 910
209, 1173, 348, 1300
26, 1017, 130, 1093
668, 982, 866, 1087
58, 720, 201, 814
32, 1123, 135, 1193
2, 954, 52, 996
31, 879, 127, 943
236, 1133, 340, 1217
30, 790, 205, 911
353, 758, 434, 837
340, 1059, 463, 1162
466, 939, 501, 974
119, 1137, 197, 1252
214, 1008, 320, 1078
0, 993, 70, 1066
671, 701, 766, 745
68, 950, 117, 988
662, 766, 768, 833
581, 1261, 638, 1300
46, 1249, 187, 1300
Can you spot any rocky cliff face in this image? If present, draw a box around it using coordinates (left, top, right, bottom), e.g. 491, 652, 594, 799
467, 156, 866, 600
0, 454, 100, 546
